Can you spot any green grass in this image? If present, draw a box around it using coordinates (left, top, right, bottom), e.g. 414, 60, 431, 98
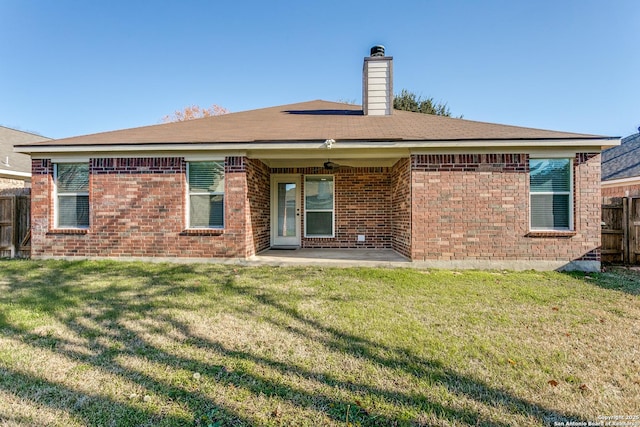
0, 260, 638, 426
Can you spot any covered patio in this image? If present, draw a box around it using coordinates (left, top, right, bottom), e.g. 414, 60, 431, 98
246, 153, 412, 258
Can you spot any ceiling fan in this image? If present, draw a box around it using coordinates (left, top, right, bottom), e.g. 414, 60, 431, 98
323, 160, 342, 170
315, 159, 356, 172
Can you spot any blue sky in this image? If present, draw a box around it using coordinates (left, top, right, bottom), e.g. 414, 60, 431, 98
1, 0, 638, 139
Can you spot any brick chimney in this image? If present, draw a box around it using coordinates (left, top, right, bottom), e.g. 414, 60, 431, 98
362, 45, 393, 116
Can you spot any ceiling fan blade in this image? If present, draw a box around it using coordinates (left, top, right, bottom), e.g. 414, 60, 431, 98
324, 161, 341, 170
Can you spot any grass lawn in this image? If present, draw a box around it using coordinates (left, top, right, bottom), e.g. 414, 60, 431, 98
0, 260, 638, 426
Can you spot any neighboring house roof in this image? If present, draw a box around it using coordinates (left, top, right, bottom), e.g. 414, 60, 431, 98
15, 100, 613, 154
602, 132, 640, 181
0, 125, 50, 179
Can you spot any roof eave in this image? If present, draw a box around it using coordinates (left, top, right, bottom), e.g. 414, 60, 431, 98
602, 175, 640, 187
14, 136, 620, 155
0, 168, 31, 179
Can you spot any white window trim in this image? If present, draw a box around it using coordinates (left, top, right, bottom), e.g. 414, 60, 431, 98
186, 161, 225, 229
529, 158, 574, 231
304, 175, 335, 238
53, 163, 89, 230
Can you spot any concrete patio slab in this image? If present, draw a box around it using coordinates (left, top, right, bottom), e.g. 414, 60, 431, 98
250, 248, 410, 267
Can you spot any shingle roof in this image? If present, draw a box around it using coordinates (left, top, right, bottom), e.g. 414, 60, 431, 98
602, 132, 640, 181
16, 100, 605, 149
0, 126, 50, 174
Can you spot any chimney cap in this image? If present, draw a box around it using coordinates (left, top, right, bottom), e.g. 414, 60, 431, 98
370, 45, 385, 57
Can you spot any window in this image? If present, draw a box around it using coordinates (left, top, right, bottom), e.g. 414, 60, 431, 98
187, 161, 225, 228
55, 163, 89, 228
529, 158, 572, 230
305, 175, 334, 237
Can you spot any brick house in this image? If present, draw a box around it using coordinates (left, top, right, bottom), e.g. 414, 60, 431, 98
602, 131, 640, 198
15, 47, 619, 271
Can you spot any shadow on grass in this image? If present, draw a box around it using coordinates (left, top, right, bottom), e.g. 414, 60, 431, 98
219, 276, 589, 426
0, 260, 254, 426
0, 368, 198, 426
564, 266, 640, 295
0, 260, 590, 426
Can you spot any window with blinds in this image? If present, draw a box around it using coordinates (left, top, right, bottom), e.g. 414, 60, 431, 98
55, 163, 89, 228
529, 158, 572, 230
305, 175, 334, 237
187, 161, 225, 228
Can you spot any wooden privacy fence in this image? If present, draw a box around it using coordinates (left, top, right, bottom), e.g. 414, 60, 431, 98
0, 195, 31, 258
601, 196, 640, 265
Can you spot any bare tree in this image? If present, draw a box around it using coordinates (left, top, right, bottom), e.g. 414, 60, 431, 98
162, 104, 229, 122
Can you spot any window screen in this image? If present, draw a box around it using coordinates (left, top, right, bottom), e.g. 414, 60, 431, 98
55, 163, 89, 228
530, 159, 571, 230
188, 161, 225, 228
305, 176, 334, 237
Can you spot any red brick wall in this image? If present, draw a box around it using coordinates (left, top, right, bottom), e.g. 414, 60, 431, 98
573, 153, 602, 262
245, 158, 271, 255
31, 152, 602, 264
601, 183, 640, 198
391, 158, 411, 258
328, 168, 390, 249
30, 159, 53, 256
31, 157, 253, 259
410, 153, 601, 263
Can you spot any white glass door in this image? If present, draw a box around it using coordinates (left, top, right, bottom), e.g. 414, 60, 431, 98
271, 175, 301, 247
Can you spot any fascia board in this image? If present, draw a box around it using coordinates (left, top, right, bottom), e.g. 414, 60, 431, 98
399, 138, 618, 148
602, 176, 640, 187
15, 137, 619, 155
0, 168, 31, 178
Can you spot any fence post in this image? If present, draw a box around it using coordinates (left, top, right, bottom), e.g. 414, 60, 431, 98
10, 195, 16, 258
17, 195, 31, 258
624, 197, 630, 265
